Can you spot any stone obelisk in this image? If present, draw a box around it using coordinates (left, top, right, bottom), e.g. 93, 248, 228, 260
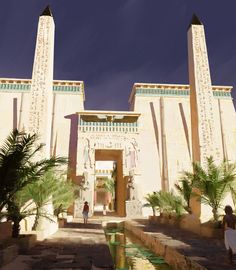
188, 14, 218, 166
27, 6, 56, 235
188, 15, 219, 218
28, 6, 54, 158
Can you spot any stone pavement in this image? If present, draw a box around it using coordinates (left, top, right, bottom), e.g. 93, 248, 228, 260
2, 216, 236, 270
2, 219, 114, 270
129, 219, 236, 270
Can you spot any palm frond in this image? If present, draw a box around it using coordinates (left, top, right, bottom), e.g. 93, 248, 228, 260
188, 156, 236, 221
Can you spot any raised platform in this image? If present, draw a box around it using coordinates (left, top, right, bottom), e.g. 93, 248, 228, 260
125, 219, 235, 270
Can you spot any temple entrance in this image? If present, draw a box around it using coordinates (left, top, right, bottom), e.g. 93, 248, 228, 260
75, 111, 141, 218
94, 149, 126, 217
94, 160, 117, 214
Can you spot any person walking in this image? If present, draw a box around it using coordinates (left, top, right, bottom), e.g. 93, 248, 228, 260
82, 201, 89, 224
223, 205, 236, 264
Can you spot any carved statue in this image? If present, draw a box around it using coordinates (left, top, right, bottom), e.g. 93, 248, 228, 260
125, 138, 139, 169
83, 138, 92, 169
127, 174, 135, 200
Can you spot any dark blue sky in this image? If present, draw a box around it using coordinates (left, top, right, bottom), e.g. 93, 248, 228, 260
0, 0, 236, 110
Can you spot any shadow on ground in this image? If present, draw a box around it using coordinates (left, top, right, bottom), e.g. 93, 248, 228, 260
3, 220, 114, 270
64, 221, 102, 229
132, 219, 236, 270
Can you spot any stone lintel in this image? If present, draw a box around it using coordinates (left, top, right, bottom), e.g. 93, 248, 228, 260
78, 110, 140, 123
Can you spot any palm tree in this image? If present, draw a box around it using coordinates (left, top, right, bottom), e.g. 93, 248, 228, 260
191, 157, 236, 221
144, 190, 184, 217
6, 191, 35, 238
158, 190, 184, 216
143, 192, 161, 216
175, 173, 195, 214
103, 177, 115, 198
19, 170, 76, 230
0, 129, 67, 237
230, 186, 236, 208
52, 174, 79, 218
6, 170, 75, 237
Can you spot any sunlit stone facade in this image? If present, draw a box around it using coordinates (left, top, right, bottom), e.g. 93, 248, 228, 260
0, 11, 235, 218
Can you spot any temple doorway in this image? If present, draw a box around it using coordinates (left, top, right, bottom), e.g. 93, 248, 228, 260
94, 149, 126, 217
94, 160, 116, 214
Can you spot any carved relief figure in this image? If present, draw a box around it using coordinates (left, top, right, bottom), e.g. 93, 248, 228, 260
83, 138, 92, 169
125, 138, 139, 169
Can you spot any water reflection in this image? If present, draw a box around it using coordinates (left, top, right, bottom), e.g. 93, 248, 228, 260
106, 229, 171, 270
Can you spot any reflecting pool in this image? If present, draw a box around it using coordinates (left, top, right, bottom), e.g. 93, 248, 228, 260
105, 227, 172, 270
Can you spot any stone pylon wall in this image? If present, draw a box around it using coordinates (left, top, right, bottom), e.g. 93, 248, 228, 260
129, 83, 236, 217
131, 86, 192, 212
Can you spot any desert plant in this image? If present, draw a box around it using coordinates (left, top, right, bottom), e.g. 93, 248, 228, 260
103, 177, 115, 198
143, 192, 161, 216
170, 194, 185, 216
6, 200, 27, 238
53, 175, 79, 218
230, 186, 236, 208
175, 174, 195, 213
158, 191, 184, 216
0, 129, 67, 214
0, 130, 67, 237
19, 170, 74, 230
8, 170, 76, 237
6, 193, 35, 238
192, 157, 236, 221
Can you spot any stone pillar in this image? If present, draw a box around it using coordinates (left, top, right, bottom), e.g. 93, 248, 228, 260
28, 6, 54, 158
188, 15, 219, 218
160, 97, 169, 191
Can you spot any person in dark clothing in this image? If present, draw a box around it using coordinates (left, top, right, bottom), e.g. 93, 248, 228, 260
82, 201, 89, 224
223, 205, 236, 264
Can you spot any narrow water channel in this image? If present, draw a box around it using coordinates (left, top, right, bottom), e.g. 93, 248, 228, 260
105, 227, 172, 270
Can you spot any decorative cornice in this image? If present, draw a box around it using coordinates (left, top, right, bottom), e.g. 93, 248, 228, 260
135, 88, 231, 98
78, 117, 139, 134
77, 110, 140, 123
0, 78, 84, 94
79, 118, 138, 127
129, 83, 233, 103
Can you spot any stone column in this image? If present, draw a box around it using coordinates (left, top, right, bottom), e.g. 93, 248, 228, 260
188, 15, 219, 218
28, 6, 54, 158
160, 97, 169, 191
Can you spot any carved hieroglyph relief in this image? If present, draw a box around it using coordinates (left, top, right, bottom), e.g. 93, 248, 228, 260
191, 25, 220, 165
81, 134, 139, 171
124, 137, 139, 170
83, 138, 93, 169
28, 16, 54, 137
